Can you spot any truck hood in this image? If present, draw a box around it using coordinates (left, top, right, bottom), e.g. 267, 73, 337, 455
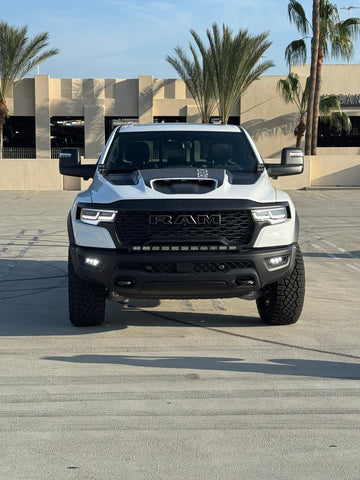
88, 168, 277, 204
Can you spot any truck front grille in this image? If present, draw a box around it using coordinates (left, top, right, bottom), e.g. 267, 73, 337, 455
114, 210, 254, 247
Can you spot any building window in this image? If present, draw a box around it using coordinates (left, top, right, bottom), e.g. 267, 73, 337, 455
318, 116, 360, 147
2, 116, 35, 158
210, 116, 240, 125
105, 117, 139, 141
51, 117, 84, 158
153, 116, 186, 124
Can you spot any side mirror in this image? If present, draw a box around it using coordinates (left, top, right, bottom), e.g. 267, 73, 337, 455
266, 148, 304, 179
59, 148, 96, 180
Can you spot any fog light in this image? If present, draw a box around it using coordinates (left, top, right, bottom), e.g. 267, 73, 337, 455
116, 277, 136, 287
84, 257, 101, 267
266, 256, 288, 268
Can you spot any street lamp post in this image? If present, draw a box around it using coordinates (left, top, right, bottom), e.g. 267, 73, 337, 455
341, 6, 360, 18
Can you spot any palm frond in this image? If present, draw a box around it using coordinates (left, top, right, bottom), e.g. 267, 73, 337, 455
320, 110, 352, 132
319, 94, 341, 114
341, 17, 360, 39
206, 24, 273, 123
167, 22, 273, 124
0, 21, 58, 100
285, 39, 307, 66
319, 94, 351, 132
166, 33, 217, 122
288, 0, 310, 35
277, 72, 303, 111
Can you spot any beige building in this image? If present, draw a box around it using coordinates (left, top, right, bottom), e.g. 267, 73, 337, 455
1, 64, 360, 189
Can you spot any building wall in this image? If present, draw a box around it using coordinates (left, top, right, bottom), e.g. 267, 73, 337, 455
5, 65, 360, 158
241, 74, 297, 159
1, 154, 359, 190
35, 75, 51, 159
2, 64, 360, 189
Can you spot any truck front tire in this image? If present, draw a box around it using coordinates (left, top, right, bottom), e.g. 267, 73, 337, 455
68, 253, 106, 327
256, 246, 305, 325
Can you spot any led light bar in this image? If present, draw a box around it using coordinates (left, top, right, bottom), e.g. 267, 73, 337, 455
131, 245, 238, 253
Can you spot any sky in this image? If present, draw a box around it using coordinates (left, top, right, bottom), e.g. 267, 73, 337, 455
1, 0, 360, 79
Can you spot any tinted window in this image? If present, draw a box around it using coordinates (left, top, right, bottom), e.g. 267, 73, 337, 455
104, 131, 258, 173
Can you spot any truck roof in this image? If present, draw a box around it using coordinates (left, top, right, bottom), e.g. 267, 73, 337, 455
118, 123, 243, 133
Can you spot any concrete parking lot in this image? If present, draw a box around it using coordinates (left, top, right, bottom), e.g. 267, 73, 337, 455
0, 189, 359, 480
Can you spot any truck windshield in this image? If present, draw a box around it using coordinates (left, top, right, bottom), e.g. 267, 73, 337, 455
103, 131, 259, 173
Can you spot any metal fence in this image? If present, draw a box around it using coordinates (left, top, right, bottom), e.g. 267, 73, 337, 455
51, 147, 85, 159
0, 147, 86, 159
1, 147, 36, 159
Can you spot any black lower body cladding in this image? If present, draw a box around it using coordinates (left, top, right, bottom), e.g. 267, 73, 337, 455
69, 244, 298, 299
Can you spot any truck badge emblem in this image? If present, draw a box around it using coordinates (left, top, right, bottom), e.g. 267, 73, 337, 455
149, 214, 221, 225
197, 168, 209, 178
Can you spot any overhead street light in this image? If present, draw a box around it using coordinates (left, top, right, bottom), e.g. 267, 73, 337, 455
341, 6, 360, 17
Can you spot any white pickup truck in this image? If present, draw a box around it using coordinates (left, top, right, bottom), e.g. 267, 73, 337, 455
59, 123, 305, 327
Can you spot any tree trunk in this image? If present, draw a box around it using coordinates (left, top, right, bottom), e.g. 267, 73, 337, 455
0, 99, 10, 160
311, 49, 323, 155
295, 116, 306, 148
239, 96, 242, 125
305, 0, 320, 155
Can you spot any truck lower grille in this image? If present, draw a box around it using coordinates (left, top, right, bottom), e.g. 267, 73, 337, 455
118, 261, 254, 274
115, 210, 254, 247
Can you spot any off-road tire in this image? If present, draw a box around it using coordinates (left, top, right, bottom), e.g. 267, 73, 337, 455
256, 245, 305, 325
68, 254, 106, 326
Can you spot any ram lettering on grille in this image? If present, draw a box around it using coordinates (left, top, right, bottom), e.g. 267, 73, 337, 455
149, 214, 221, 225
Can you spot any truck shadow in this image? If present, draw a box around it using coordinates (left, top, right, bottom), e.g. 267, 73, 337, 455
0, 259, 263, 336
42, 353, 360, 380
106, 299, 262, 329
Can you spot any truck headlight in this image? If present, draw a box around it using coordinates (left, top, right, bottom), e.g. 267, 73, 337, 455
251, 207, 288, 225
80, 208, 117, 225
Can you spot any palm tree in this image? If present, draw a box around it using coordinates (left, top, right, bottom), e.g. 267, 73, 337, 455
166, 33, 217, 123
306, 0, 320, 155
167, 23, 274, 124
286, 0, 360, 154
0, 21, 59, 157
278, 72, 351, 148
206, 23, 274, 124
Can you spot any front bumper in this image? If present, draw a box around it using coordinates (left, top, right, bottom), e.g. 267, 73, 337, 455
69, 244, 298, 299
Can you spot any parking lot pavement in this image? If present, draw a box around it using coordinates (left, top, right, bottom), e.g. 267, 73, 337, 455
0, 189, 359, 480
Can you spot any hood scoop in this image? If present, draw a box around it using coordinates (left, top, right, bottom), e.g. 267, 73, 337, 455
151, 178, 217, 194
